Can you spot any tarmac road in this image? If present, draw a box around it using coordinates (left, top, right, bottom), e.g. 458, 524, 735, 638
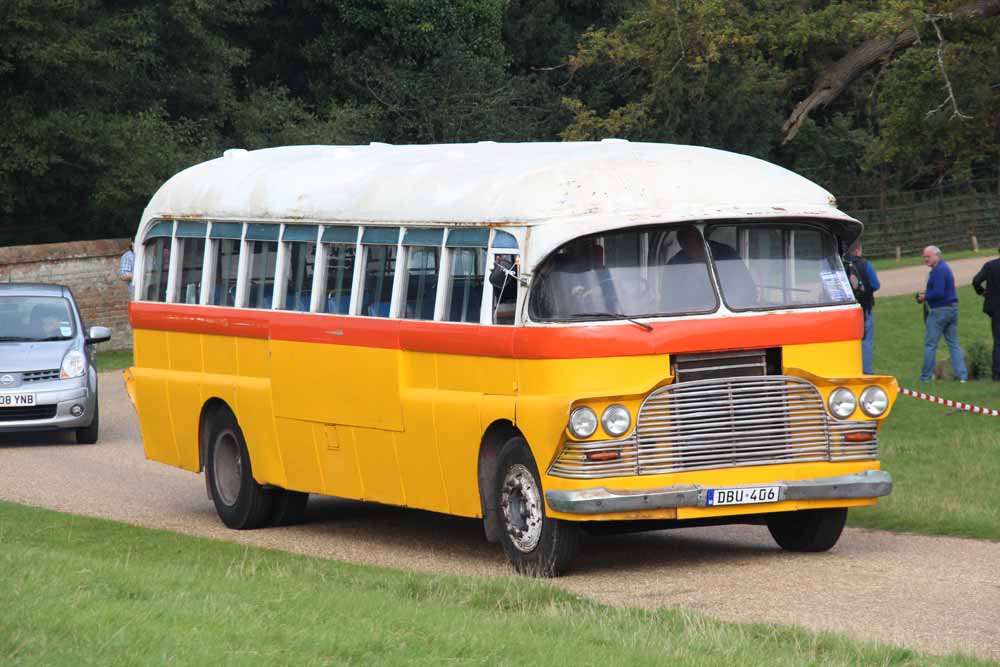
2, 372, 999, 661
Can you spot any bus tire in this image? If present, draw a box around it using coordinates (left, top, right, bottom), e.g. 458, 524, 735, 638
766, 508, 847, 552
205, 410, 272, 530
495, 436, 579, 577
269, 489, 309, 526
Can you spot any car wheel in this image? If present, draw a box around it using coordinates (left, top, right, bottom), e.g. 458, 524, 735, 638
269, 489, 309, 526
75, 400, 99, 445
205, 410, 272, 529
495, 436, 579, 577
766, 508, 848, 552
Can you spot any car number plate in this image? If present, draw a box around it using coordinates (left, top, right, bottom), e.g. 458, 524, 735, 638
0, 392, 35, 407
706, 485, 779, 507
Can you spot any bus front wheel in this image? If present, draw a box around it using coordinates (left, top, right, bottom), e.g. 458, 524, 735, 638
205, 410, 272, 530
766, 507, 847, 552
495, 436, 579, 577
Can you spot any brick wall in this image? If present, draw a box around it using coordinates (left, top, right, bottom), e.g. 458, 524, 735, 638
0, 238, 133, 350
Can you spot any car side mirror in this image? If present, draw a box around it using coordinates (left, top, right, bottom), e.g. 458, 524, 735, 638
489, 259, 517, 291
86, 326, 112, 345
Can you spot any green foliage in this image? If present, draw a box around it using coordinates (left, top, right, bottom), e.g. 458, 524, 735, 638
1, 0, 998, 246
964, 338, 993, 380
562, 1, 787, 157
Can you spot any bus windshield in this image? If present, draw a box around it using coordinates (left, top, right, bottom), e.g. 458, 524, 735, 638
707, 223, 853, 311
529, 222, 854, 321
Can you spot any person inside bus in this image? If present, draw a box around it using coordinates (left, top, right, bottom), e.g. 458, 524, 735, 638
532, 238, 618, 319
663, 227, 721, 310
669, 227, 757, 308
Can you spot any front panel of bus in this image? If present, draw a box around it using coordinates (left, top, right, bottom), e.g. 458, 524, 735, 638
515, 220, 895, 523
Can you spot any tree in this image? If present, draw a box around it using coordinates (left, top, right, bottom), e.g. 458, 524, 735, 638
0, 0, 269, 245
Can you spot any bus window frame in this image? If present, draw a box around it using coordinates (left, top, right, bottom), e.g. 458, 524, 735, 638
135, 218, 529, 326
166, 224, 182, 304
356, 227, 401, 318
315, 225, 362, 316
274, 224, 320, 312
201, 221, 245, 308
483, 236, 520, 326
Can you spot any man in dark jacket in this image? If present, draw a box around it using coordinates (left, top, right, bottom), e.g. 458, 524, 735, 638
972, 248, 1000, 381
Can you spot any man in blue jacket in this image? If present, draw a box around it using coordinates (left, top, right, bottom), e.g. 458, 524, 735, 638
916, 245, 968, 382
846, 242, 880, 374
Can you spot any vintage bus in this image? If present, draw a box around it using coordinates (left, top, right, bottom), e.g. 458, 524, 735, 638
125, 141, 896, 576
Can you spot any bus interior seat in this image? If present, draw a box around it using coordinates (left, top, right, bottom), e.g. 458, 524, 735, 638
326, 294, 351, 314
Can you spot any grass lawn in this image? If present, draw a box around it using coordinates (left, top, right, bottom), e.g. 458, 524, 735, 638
95, 349, 133, 372
1, 501, 991, 667
849, 286, 1000, 538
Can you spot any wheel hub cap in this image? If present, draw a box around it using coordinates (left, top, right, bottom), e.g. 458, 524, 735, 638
500, 464, 543, 552
213, 431, 242, 506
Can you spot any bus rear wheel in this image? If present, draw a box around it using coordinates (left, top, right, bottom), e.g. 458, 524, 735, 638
495, 436, 579, 577
269, 489, 309, 526
205, 410, 272, 530
766, 507, 847, 552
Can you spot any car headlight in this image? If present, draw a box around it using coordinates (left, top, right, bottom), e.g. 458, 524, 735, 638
568, 406, 598, 439
859, 386, 889, 417
601, 404, 631, 437
60, 349, 86, 379
828, 387, 856, 419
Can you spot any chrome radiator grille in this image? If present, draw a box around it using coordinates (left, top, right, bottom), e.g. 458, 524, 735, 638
548, 375, 878, 479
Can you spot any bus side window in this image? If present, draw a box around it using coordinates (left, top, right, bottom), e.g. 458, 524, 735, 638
402, 246, 439, 320
323, 243, 356, 315
247, 240, 278, 309
282, 239, 316, 312
446, 247, 485, 323
142, 237, 170, 302
492, 253, 517, 325
361, 244, 396, 317
210, 238, 240, 307
177, 237, 206, 304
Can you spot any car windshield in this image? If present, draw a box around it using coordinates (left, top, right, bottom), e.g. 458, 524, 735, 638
528, 222, 853, 321
0, 296, 76, 342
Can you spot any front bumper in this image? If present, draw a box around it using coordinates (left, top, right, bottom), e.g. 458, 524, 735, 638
545, 470, 892, 515
0, 379, 95, 432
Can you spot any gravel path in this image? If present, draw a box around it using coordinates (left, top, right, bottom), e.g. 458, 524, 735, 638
2, 373, 998, 661
875, 256, 992, 298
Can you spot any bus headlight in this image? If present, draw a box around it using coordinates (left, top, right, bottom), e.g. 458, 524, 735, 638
601, 404, 631, 437
828, 387, 856, 419
859, 386, 889, 417
60, 350, 86, 379
568, 407, 598, 439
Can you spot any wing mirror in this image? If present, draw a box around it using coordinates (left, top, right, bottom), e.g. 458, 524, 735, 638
86, 326, 112, 345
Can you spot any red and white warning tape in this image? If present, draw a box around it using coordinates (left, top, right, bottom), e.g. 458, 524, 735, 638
898, 386, 1000, 416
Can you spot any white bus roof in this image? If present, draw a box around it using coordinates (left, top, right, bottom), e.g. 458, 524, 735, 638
139, 141, 861, 260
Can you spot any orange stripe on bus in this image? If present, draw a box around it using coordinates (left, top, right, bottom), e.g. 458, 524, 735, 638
129, 302, 861, 359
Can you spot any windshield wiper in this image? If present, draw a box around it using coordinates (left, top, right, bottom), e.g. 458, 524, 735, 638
570, 312, 654, 332
0, 336, 34, 342
37, 336, 72, 341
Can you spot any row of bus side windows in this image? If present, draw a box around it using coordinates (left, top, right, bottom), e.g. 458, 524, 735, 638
140, 223, 516, 325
